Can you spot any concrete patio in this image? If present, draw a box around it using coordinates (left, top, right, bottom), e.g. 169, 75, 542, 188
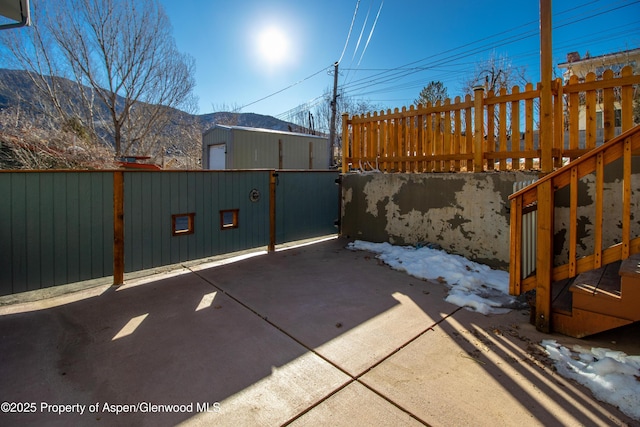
0, 237, 638, 426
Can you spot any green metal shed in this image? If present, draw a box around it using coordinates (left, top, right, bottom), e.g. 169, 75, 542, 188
202, 125, 330, 170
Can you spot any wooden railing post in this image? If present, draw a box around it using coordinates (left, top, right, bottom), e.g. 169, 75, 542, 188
509, 196, 523, 295
473, 86, 484, 172
553, 78, 564, 169
113, 170, 124, 286
535, 179, 554, 333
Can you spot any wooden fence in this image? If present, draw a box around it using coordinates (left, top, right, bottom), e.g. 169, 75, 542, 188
342, 65, 640, 173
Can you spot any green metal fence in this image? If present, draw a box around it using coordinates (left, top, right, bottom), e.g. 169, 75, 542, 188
0, 170, 339, 296
123, 170, 271, 273
275, 171, 340, 244
0, 172, 114, 294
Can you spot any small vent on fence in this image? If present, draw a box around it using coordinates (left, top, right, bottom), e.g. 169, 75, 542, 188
513, 180, 538, 279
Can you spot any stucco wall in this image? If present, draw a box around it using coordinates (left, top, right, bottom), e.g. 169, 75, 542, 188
341, 172, 538, 270
341, 161, 640, 271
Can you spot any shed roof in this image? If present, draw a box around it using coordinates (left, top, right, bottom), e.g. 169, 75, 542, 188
203, 124, 327, 140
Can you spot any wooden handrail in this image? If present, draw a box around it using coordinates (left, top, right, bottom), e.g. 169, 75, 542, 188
509, 125, 640, 332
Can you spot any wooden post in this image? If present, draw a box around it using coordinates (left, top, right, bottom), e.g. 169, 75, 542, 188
553, 78, 564, 169
602, 70, 615, 143
509, 196, 523, 296
535, 179, 554, 332
540, 0, 553, 173
268, 170, 277, 252
622, 138, 631, 259
113, 171, 125, 285
341, 113, 350, 173
594, 152, 604, 269
621, 66, 634, 131
473, 86, 485, 172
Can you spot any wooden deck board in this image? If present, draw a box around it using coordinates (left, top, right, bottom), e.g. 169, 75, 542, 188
572, 261, 622, 297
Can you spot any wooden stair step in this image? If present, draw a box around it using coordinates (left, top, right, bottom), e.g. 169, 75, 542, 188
552, 309, 633, 339
570, 259, 639, 321
550, 255, 640, 338
571, 283, 621, 300
570, 261, 622, 299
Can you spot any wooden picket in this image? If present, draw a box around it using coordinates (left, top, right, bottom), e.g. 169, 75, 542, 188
342, 65, 640, 173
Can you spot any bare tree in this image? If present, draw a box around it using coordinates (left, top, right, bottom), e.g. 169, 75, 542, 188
2, 0, 197, 159
311, 87, 380, 137
0, 2, 92, 134
462, 52, 533, 136
0, 106, 117, 169
463, 52, 529, 95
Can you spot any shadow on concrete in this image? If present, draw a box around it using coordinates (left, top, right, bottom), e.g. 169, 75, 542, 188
0, 237, 637, 426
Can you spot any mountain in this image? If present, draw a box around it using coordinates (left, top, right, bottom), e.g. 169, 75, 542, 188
0, 68, 299, 133
197, 112, 302, 133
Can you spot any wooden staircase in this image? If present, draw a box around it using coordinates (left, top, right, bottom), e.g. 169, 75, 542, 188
551, 253, 640, 338
509, 125, 640, 337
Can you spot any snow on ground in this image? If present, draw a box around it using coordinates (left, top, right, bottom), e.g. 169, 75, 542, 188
542, 340, 640, 421
346, 240, 517, 315
347, 239, 640, 422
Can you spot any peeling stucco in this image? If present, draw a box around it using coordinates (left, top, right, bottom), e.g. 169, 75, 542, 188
362, 174, 406, 218
343, 187, 353, 205
341, 171, 539, 269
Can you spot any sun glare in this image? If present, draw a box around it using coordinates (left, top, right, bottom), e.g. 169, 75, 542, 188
256, 26, 290, 67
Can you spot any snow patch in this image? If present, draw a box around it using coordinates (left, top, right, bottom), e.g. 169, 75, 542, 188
542, 340, 640, 421
346, 240, 516, 315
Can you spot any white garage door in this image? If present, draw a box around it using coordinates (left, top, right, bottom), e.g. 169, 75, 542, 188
208, 144, 226, 169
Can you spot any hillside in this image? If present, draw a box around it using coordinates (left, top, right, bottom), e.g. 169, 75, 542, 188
0, 68, 298, 133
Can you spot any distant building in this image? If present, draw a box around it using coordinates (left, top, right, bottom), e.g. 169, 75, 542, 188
558, 48, 640, 80
202, 125, 330, 170
558, 48, 640, 130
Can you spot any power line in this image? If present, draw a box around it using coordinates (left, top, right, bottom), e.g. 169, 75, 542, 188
357, 0, 384, 66
236, 65, 330, 112
275, 0, 638, 120
351, 0, 372, 62
337, 0, 360, 64
337, 0, 640, 100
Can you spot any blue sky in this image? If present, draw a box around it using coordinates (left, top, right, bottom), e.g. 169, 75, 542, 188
159, 0, 639, 120
3, 0, 637, 121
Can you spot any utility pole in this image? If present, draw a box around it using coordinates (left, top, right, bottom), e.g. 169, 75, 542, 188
536, 0, 553, 334
540, 0, 553, 173
328, 61, 339, 166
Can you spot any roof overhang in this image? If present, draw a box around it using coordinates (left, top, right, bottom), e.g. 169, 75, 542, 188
558, 47, 640, 69
0, 0, 30, 30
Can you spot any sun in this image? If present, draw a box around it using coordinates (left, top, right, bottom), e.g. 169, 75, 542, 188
256, 26, 290, 67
